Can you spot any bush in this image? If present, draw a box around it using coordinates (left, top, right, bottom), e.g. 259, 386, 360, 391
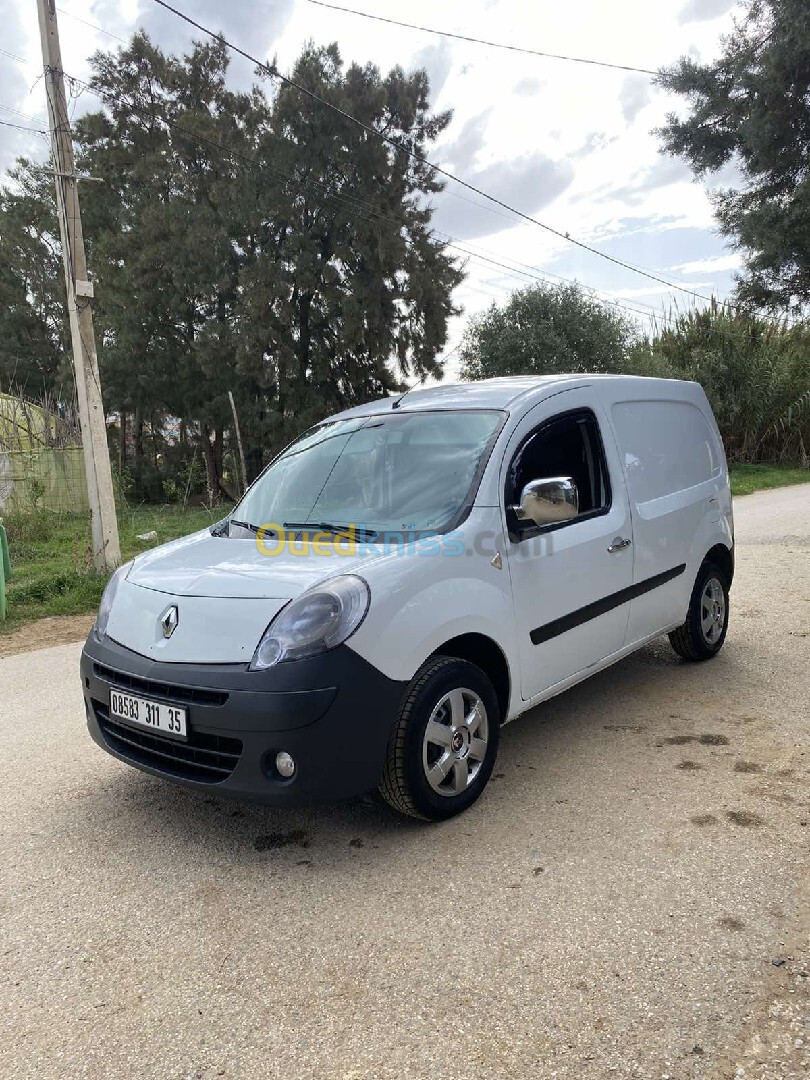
636, 305, 810, 464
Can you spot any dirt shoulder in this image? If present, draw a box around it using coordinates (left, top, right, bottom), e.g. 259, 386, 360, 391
0, 614, 94, 658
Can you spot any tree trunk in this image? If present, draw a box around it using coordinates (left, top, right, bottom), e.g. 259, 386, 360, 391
119, 410, 127, 474
201, 424, 237, 504
133, 406, 144, 469
201, 423, 217, 505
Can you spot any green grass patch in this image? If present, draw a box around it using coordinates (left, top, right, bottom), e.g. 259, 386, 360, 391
0, 503, 226, 633
729, 463, 809, 497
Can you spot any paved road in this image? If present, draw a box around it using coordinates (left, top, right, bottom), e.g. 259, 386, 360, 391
2, 486, 808, 1080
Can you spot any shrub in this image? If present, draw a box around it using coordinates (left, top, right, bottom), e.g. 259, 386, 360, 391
637, 305, 810, 463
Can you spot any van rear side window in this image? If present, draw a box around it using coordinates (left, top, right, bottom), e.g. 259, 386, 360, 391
612, 400, 721, 503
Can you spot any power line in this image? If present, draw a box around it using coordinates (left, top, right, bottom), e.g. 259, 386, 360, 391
445, 239, 669, 323
0, 117, 48, 136
0, 102, 45, 122
306, 0, 658, 76
55, 6, 128, 43
149, 0, 715, 305
59, 66, 679, 328
442, 232, 675, 319
0, 47, 29, 65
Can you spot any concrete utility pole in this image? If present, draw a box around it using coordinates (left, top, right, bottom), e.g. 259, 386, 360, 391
36, 0, 121, 571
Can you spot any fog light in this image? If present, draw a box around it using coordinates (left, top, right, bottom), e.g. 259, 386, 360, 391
275, 751, 296, 778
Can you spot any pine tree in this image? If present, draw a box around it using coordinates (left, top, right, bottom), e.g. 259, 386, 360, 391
0, 161, 68, 398
657, 0, 810, 313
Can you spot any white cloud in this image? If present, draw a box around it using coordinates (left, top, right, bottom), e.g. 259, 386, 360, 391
678, 0, 738, 25
673, 254, 741, 275
431, 153, 575, 241
410, 39, 455, 103
437, 110, 492, 173
619, 75, 651, 124
513, 75, 544, 97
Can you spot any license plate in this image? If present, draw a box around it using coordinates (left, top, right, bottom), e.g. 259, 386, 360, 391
109, 689, 187, 739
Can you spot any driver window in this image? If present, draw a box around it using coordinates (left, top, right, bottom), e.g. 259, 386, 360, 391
508, 410, 610, 518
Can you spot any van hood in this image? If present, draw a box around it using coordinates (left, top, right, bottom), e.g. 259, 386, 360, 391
128, 529, 377, 599
104, 529, 381, 664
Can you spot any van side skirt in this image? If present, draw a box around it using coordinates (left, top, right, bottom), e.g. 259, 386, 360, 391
529, 563, 687, 645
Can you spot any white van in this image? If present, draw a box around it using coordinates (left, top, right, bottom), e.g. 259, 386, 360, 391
81, 375, 734, 820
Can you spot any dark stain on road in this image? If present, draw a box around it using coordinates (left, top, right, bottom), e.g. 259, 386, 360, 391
663, 733, 730, 746
718, 915, 746, 931
726, 810, 765, 827
254, 829, 312, 851
691, 813, 719, 826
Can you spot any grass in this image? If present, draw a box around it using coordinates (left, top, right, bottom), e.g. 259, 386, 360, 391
0, 503, 225, 634
729, 463, 809, 497
1, 461, 808, 633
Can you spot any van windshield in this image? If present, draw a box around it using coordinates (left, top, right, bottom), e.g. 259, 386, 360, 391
231, 409, 504, 538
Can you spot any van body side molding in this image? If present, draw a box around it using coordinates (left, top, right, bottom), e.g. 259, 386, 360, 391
530, 563, 687, 646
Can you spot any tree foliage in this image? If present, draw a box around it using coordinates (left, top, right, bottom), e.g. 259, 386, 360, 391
459, 282, 643, 381
656, 0, 810, 313
634, 304, 810, 463
0, 161, 69, 399
0, 34, 462, 499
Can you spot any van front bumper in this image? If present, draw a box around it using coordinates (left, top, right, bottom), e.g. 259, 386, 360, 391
80, 634, 407, 806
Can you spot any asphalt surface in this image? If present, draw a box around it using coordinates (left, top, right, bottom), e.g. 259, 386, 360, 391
2, 484, 808, 1080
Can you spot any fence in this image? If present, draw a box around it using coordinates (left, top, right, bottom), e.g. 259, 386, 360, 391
0, 447, 89, 513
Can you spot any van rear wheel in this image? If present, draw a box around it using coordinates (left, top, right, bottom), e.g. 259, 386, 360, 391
669, 561, 729, 661
379, 656, 500, 821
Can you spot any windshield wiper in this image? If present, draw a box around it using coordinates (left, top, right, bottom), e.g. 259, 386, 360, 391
283, 521, 378, 541
226, 519, 274, 536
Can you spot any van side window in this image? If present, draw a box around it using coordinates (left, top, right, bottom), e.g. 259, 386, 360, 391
507, 410, 610, 519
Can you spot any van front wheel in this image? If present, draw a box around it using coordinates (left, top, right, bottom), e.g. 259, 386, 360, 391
379, 657, 501, 821
669, 561, 730, 661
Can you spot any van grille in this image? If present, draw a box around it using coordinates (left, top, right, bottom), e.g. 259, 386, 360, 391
93, 663, 229, 708
93, 702, 242, 783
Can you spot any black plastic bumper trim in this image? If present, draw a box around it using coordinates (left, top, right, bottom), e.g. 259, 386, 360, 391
81, 633, 408, 805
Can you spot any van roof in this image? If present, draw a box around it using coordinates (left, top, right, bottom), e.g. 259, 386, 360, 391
329, 374, 682, 419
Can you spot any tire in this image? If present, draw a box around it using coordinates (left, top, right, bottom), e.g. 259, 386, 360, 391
669, 560, 730, 661
379, 656, 501, 821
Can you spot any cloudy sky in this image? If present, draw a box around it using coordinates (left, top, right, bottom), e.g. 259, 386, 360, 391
0, 0, 743, 378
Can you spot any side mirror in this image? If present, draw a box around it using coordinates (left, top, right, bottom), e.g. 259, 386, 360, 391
512, 476, 579, 527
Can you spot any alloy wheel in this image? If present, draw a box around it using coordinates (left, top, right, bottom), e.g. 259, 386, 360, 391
421, 687, 489, 797
700, 576, 726, 645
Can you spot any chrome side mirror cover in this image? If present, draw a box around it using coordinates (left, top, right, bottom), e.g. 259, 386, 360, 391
512, 476, 579, 527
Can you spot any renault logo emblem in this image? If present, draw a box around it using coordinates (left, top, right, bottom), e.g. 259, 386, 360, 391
160, 605, 179, 639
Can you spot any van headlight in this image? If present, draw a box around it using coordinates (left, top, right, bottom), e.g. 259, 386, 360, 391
94, 562, 131, 642
250, 574, 370, 670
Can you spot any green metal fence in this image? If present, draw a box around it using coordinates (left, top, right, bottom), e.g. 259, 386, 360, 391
0, 447, 89, 513
0, 524, 10, 621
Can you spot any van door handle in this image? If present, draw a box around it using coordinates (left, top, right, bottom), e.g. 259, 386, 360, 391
607, 537, 632, 553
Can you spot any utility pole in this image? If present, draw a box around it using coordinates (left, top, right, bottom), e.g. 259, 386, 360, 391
36, 0, 120, 572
